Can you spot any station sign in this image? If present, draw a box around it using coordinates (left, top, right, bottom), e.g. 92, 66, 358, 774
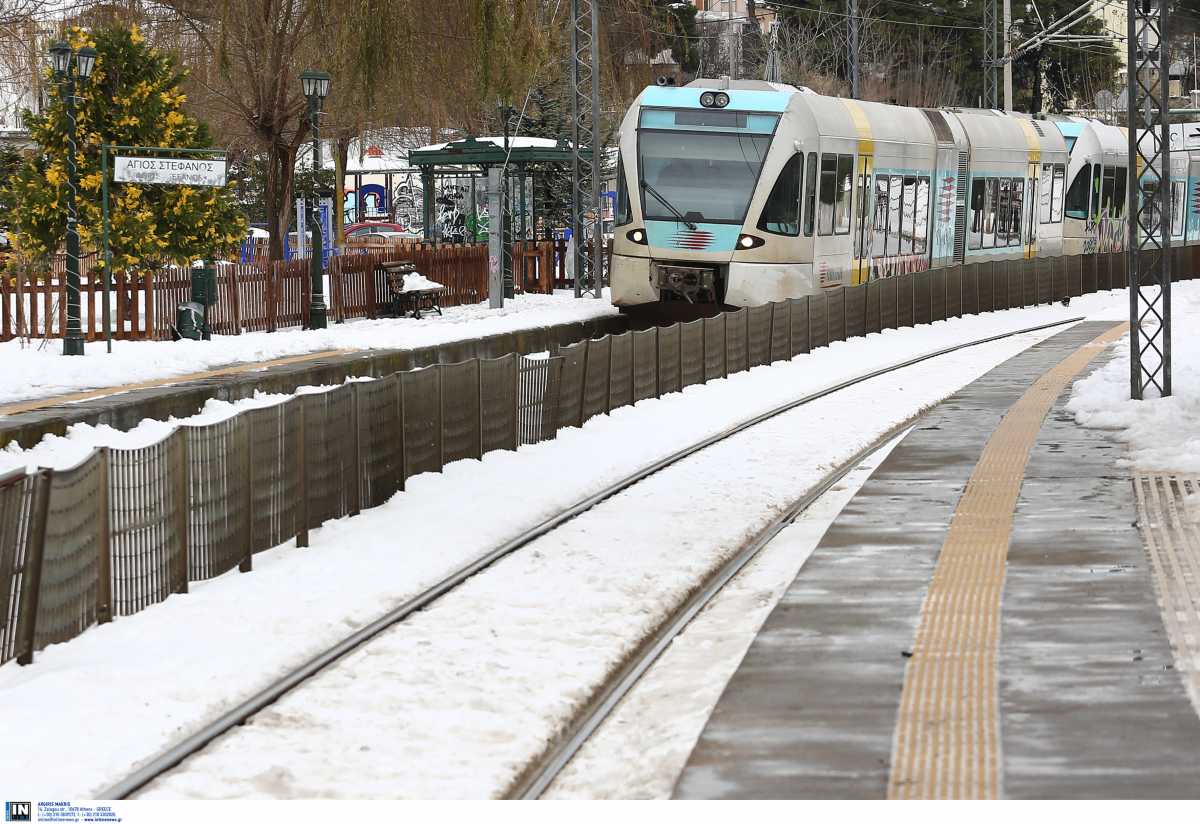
114, 155, 227, 187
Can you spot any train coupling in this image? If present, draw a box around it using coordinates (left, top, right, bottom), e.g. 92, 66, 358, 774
652, 262, 715, 304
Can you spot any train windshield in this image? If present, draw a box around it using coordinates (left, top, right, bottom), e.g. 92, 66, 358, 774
637, 109, 778, 224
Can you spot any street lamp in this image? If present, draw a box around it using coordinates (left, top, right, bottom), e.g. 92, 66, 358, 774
50, 40, 96, 356
300, 68, 331, 330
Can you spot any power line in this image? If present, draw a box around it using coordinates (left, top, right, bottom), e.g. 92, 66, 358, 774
763, 0, 983, 30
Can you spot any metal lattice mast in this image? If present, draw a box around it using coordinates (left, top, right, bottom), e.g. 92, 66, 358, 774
570, 0, 603, 298
764, 20, 781, 83
983, 0, 998, 108
1128, 0, 1172, 399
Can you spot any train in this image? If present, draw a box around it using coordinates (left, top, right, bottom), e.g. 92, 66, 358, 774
609, 78, 1199, 314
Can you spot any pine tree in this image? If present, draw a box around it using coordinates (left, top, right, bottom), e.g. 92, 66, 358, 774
6, 25, 247, 273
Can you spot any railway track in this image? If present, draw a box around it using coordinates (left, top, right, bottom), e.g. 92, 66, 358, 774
100, 315, 1084, 800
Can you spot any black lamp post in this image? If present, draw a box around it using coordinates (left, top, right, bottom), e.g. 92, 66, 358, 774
50, 40, 96, 356
300, 68, 331, 330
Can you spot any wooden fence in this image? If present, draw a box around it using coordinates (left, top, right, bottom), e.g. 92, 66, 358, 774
1, 240, 566, 343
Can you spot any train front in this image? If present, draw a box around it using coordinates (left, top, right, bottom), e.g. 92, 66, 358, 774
610, 81, 798, 315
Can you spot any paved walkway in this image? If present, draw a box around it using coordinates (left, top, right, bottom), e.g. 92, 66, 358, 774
0, 349, 351, 418
674, 321, 1200, 799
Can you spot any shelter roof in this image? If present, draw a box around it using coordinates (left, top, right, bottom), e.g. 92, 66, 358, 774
409, 135, 587, 168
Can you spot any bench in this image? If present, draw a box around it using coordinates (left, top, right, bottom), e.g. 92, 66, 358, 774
377, 261, 444, 320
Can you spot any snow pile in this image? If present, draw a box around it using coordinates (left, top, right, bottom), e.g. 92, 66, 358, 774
400, 273, 444, 293
1067, 283, 1200, 472
0, 389, 319, 474
0, 290, 616, 406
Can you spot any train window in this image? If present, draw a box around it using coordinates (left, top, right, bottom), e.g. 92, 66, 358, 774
1090, 164, 1102, 221
804, 154, 818, 236
834, 154, 854, 235
1064, 163, 1091, 220
1101, 168, 1116, 216
969, 179, 985, 250
1113, 170, 1127, 219
1172, 180, 1186, 236
871, 176, 889, 256
758, 153, 802, 236
1039, 164, 1054, 224
818, 154, 837, 235
984, 179, 998, 248
900, 176, 917, 255
854, 170, 872, 257
914, 177, 930, 254
997, 178, 1011, 247
615, 155, 632, 226
1010, 178, 1024, 247
886, 176, 903, 255
1052, 165, 1065, 222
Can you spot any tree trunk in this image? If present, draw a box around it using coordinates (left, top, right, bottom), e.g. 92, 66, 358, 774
264, 140, 301, 262
336, 134, 352, 249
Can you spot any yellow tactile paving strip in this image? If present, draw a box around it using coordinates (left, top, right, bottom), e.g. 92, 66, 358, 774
1134, 474, 1200, 714
0, 349, 352, 417
886, 321, 1128, 800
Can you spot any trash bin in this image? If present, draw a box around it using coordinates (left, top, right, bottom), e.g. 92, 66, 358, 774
173, 301, 204, 341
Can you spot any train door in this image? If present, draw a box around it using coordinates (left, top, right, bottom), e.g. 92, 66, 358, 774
851, 153, 874, 285
1024, 159, 1040, 258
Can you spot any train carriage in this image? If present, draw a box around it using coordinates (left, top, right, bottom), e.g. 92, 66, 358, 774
609, 79, 1177, 315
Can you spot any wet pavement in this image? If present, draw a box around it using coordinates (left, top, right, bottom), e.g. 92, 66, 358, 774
673, 321, 1200, 799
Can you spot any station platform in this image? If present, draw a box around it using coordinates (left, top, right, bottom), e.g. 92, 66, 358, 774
674, 321, 1200, 799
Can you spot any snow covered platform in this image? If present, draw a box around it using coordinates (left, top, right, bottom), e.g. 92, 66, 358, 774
0, 306, 627, 449
674, 321, 1200, 800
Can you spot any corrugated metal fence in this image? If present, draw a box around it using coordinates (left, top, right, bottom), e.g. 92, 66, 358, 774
0, 250, 1194, 666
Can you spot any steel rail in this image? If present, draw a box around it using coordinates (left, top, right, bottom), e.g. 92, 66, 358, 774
99, 314, 1084, 800
509, 418, 911, 799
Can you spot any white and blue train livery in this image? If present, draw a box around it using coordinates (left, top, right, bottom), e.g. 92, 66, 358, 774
610, 78, 1198, 313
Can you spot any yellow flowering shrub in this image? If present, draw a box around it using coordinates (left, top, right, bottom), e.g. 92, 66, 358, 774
5, 25, 247, 273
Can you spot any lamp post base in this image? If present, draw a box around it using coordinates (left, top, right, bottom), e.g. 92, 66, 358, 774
62, 336, 85, 356
309, 304, 328, 330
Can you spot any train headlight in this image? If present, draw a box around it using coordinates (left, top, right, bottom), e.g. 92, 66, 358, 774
737, 233, 764, 249
714, 92, 730, 107
626, 228, 648, 245
700, 91, 729, 108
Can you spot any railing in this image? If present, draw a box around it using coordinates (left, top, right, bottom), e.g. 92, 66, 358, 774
0, 249, 1194, 668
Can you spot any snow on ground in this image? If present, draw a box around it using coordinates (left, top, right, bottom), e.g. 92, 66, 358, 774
0, 290, 617, 406
0, 379, 370, 475
135, 329, 1071, 800
1068, 282, 1200, 472
0, 288, 1138, 797
543, 433, 905, 799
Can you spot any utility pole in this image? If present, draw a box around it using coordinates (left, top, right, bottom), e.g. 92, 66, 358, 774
764, 19, 782, 83
569, 0, 602, 299
982, 0, 997, 108
1003, 0, 1013, 110
1127, 0, 1171, 399
848, 0, 860, 99
727, 20, 738, 79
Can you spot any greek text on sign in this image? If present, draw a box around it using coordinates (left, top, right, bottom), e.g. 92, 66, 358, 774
114, 156, 227, 187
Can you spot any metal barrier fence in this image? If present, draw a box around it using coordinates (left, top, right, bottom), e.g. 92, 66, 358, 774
0, 251, 1195, 667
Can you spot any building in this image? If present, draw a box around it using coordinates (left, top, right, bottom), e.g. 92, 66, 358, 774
691, 0, 776, 31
